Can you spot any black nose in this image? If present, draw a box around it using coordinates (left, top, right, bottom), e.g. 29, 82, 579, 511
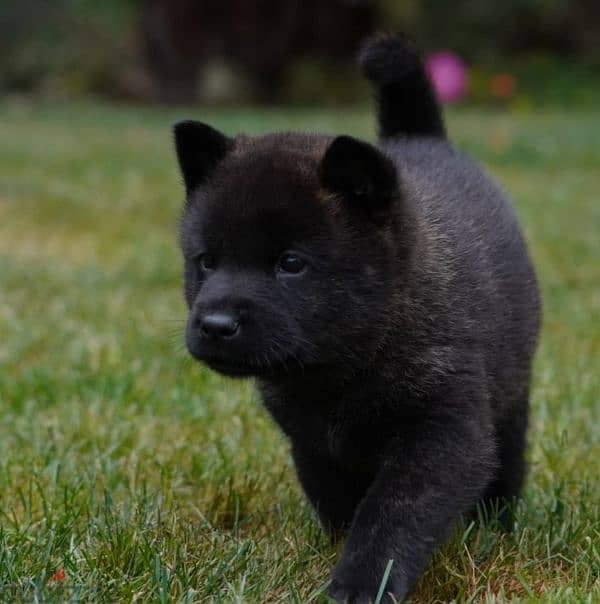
198, 312, 240, 339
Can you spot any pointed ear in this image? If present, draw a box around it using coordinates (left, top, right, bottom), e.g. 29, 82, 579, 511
319, 136, 398, 211
173, 120, 233, 193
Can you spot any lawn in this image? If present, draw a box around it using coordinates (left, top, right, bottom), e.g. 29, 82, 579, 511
0, 101, 598, 603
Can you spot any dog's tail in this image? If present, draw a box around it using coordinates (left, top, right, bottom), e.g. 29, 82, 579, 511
359, 33, 446, 140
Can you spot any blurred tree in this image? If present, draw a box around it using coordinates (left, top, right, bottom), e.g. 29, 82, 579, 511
569, 0, 600, 63
381, 0, 600, 63
0, 0, 139, 98
1, 0, 599, 102
140, 0, 376, 103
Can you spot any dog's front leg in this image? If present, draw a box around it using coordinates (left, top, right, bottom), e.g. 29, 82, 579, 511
327, 395, 496, 603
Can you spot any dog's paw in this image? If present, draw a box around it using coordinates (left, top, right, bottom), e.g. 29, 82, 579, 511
326, 567, 408, 603
326, 578, 373, 603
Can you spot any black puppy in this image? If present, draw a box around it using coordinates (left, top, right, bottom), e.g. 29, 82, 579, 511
173, 35, 541, 603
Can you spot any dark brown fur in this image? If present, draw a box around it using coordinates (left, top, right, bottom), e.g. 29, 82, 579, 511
173, 35, 541, 602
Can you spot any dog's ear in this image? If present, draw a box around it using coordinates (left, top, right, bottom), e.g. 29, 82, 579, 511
319, 136, 398, 213
173, 120, 233, 193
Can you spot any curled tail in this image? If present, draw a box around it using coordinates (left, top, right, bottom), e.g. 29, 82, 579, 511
359, 33, 446, 140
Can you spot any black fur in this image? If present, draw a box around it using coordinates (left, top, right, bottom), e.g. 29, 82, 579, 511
320, 135, 398, 214
174, 120, 233, 193
174, 34, 541, 603
358, 33, 446, 139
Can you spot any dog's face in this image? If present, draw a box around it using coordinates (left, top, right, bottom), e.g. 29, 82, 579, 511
174, 121, 403, 378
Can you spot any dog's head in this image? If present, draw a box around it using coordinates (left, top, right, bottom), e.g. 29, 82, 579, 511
174, 120, 408, 378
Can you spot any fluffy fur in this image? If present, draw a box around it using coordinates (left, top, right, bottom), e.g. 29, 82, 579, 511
173, 34, 541, 603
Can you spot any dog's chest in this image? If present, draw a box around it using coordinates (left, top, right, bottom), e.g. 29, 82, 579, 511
260, 381, 385, 473
326, 414, 382, 474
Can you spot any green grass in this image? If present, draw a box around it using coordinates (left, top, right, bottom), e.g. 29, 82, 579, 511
0, 100, 598, 603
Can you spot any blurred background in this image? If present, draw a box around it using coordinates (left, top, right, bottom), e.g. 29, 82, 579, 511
2, 0, 600, 108
1, 2, 599, 602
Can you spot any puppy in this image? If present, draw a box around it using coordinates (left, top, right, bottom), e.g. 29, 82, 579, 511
173, 34, 541, 603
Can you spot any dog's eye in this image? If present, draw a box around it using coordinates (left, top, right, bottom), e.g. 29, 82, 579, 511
194, 252, 216, 271
278, 252, 306, 274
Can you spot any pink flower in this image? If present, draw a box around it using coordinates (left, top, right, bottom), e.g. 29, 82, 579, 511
425, 52, 469, 104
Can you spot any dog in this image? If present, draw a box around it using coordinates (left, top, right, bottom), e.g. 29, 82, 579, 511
173, 34, 541, 603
